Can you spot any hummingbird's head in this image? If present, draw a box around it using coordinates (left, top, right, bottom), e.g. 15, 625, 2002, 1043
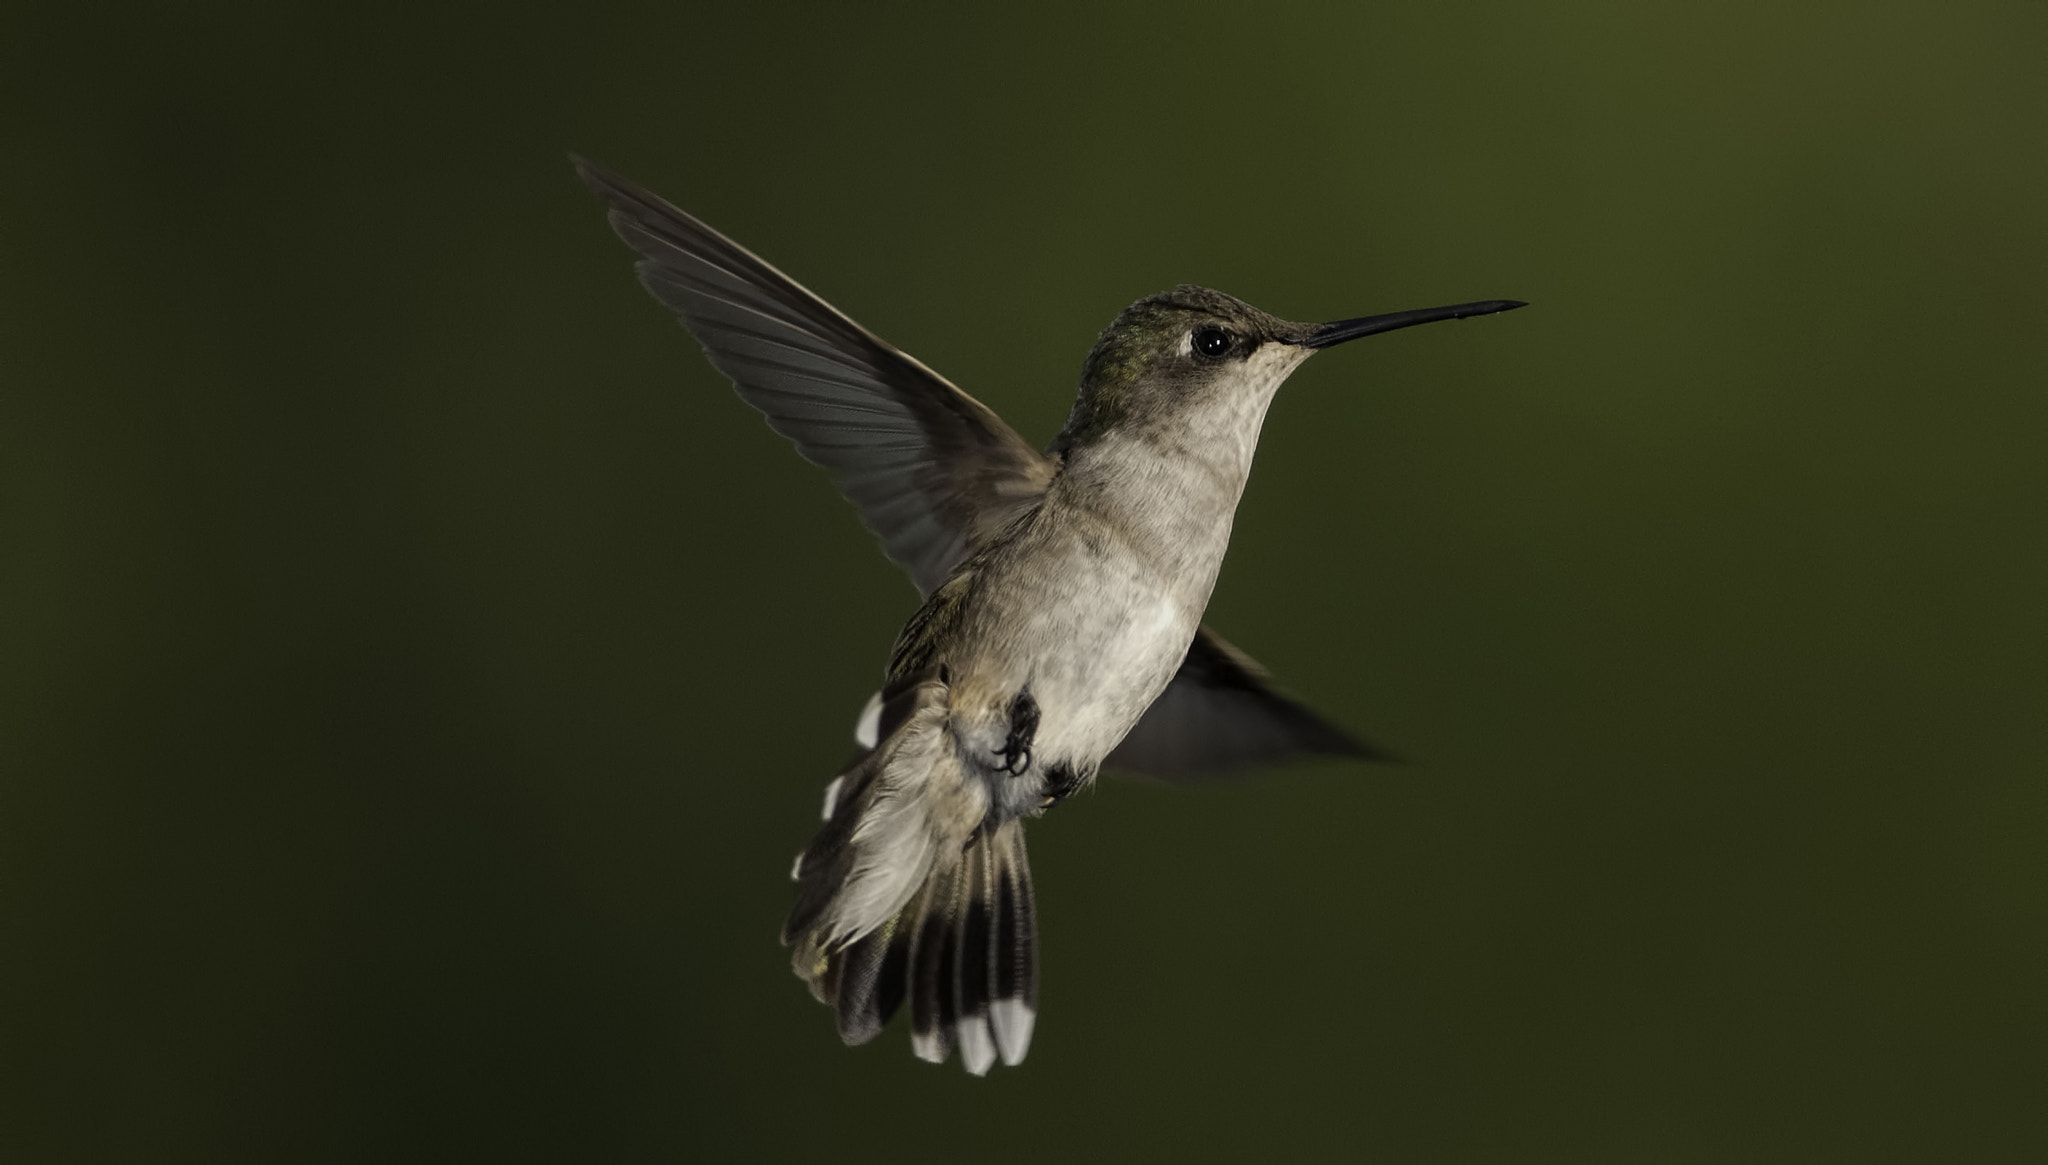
1051, 285, 1523, 455
1051, 286, 1312, 454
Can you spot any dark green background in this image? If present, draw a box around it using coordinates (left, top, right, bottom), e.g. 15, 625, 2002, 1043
6, 2, 2045, 1160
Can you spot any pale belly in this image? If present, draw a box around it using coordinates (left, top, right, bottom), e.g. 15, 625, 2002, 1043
949, 542, 1210, 773
1023, 590, 1194, 762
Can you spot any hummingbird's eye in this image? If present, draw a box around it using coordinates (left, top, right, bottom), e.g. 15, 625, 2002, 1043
1192, 326, 1234, 359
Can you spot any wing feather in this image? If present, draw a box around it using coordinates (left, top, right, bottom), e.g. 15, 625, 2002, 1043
576, 157, 1055, 594
1106, 625, 1394, 779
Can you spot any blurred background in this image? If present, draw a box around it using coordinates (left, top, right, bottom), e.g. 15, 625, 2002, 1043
5, 1, 2046, 1160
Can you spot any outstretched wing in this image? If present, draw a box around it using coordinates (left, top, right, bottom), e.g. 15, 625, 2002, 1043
576, 157, 1055, 596
1106, 626, 1393, 779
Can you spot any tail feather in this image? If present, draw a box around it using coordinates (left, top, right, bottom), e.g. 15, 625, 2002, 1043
907, 858, 961, 1066
951, 833, 998, 1073
906, 820, 1037, 1072
783, 676, 1039, 1072
789, 814, 1039, 1073
989, 822, 1038, 1065
829, 910, 910, 1045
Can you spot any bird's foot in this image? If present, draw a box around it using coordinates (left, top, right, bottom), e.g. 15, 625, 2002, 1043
994, 687, 1039, 776
1039, 763, 1088, 809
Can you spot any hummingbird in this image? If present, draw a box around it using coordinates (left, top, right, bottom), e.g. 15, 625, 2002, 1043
575, 157, 1523, 1075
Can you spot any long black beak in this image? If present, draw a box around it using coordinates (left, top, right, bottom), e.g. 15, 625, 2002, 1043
1296, 299, 1526, 349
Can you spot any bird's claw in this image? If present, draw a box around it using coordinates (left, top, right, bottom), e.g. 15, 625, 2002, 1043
995, 687, 1040, 778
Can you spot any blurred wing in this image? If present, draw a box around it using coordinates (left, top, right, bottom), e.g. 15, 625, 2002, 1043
1106, 626, 1392, 780
577, 157, 1055, 595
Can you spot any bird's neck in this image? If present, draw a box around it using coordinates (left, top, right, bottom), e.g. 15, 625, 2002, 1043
1052, 411, 1271, 586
